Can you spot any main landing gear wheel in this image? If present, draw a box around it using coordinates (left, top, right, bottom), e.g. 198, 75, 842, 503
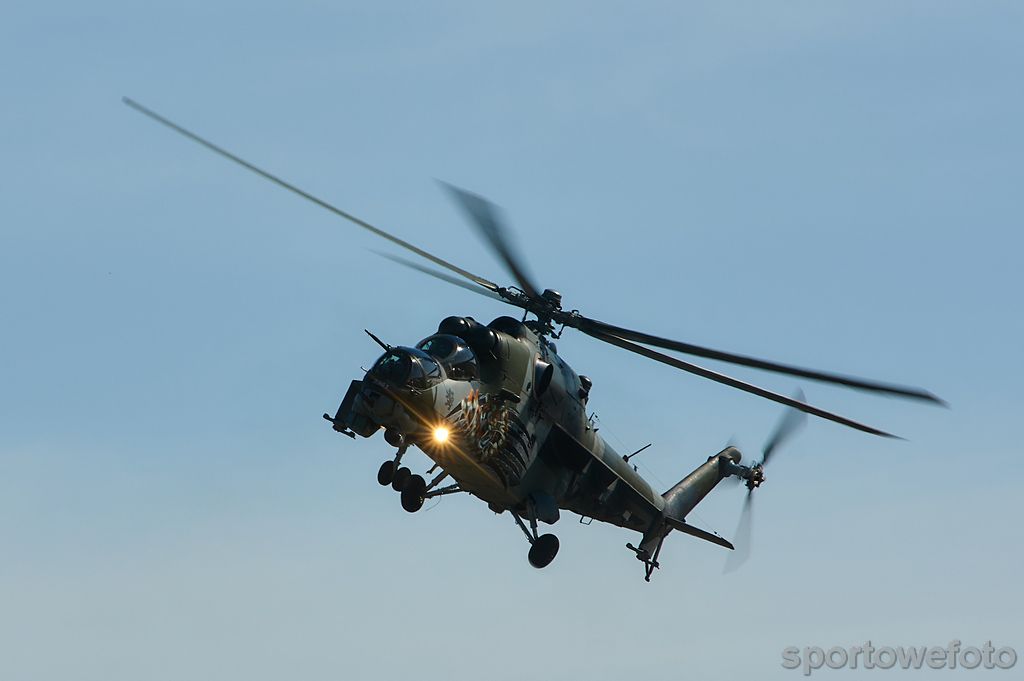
401, 475, 427, 513
391, 466, 411, 492
528, 533, 560, 569
377, 460, 395, 486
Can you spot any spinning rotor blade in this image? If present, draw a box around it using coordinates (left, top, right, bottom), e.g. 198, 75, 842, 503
725, 396, 807, 572
723, 492, 753, 574
125, 97, 940, 441
576, 317, 943, 405
372, 251, 505, 302
583, 327, 897, 438
122, 97, 501, 294
761, 388, 808, 466
439, 182, 541, 300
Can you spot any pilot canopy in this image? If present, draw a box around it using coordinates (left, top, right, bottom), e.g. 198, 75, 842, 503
416, 334, 479, 381
369, 347, 443, 389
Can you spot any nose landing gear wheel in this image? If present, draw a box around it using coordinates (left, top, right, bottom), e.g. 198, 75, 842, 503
400, 475, 427, 513
528, 534, 559, 568
391, 466, 411, 492
377, 460, 395, 486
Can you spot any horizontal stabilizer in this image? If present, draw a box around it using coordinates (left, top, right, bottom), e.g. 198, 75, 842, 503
665, 517, 734, 550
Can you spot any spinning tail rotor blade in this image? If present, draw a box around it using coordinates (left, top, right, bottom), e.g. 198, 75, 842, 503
723, 492, 754, 574
576, 317, 944, 405
439, 181, 541, 300
122, 97, 502, 294
726, 394, 808, 572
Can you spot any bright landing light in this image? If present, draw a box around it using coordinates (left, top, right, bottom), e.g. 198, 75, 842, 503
433, 426, 450, 444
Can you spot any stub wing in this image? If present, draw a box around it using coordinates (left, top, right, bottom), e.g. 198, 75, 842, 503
540, 423, 665, 532
547, 425, 736, 550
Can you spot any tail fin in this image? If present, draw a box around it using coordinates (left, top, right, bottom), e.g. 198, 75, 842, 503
662, 446, 740, 518
660, 446, 741, 550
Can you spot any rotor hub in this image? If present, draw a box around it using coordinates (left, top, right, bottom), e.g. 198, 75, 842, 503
541, 288, 562, 308
745, 464, 765, 491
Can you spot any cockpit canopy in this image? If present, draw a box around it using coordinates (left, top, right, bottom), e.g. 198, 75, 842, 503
416, 334, 479, 381
369, 347, 443, 389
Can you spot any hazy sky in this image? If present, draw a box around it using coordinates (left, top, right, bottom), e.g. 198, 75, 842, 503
2, 3, 1022, 680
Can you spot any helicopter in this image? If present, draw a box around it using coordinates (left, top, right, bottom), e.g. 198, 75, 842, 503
124, 98, 943, 581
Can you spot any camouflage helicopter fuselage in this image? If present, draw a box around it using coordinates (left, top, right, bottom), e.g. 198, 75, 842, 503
332, 314, 742, 575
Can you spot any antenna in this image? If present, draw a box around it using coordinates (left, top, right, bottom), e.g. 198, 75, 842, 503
623, 443, 652, 463
364, 329, 390, 351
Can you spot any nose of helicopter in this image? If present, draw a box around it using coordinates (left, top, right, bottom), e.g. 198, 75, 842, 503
350, 347, 446, 439
351, 379, 424, 439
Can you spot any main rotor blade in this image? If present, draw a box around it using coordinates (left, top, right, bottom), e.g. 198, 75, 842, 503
372, 250, 507, 302
439, 182, 541, 300
761, 388, 808, 466
583, 327, 898, 438
122, 97, 501, 293
577, 317, 943, 405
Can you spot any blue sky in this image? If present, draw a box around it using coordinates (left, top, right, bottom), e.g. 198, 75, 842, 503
2, 3, 1022, 679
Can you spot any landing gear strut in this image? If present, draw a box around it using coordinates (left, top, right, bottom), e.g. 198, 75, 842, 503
512, 508, 560, 569
377, 445, 463, 513
402, 469, 462, 513
627, 537, 665, 582
377, 445, 408, 488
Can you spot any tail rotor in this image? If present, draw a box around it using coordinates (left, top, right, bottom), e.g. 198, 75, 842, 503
724, 390, 808, 573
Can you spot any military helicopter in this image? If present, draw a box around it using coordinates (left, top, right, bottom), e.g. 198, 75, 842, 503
124, 98, 943, 581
